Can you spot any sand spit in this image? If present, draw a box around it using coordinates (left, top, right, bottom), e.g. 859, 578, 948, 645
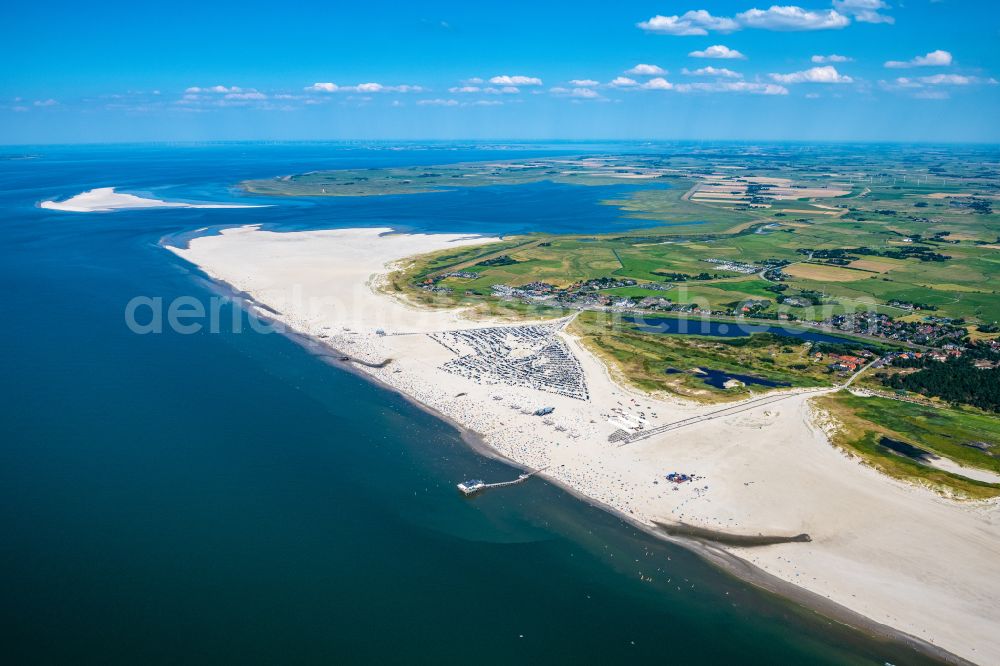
171, 225, 1000, 665
40, 187, 268, 212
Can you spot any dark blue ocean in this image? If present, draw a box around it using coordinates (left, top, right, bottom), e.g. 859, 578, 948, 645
0, 144, 938, 664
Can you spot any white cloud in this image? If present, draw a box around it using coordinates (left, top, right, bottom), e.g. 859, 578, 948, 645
177, 85, 275, 110
884, 50, 953, 68
449, 86, 481, 93
175, 86, 277, 109
464, 77, 484, 85
551, 87, 603, 99
640, 6, 862, 36
33, 98, 58, 107
812, 54, 851, 63
637, 10, 740, 35
880, 73, 994, 96
305, 82, 339, 92
625, 63, 667, 76
911, 74, 973, 85
186, 85, 242, 94
688, 44, 746, 59
481, 86, 521, 94
569, 79, 601, 86
882, 78, 921, 89
769, 65, 853, 83
609, 76, 639, 87
225, 91, 267, 100
675, 81, 788, 95
640, 77, 674, 90
736, 6, 850, 31
833, 0, 894, 24
415, 97, 508, 108
489, 75, 543, 86
304, 82, 423, 93
682, 66, 743, 78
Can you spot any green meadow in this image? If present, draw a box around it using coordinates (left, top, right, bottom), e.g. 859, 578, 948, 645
419, 220, 1000, 322
816, 392, 1000, 499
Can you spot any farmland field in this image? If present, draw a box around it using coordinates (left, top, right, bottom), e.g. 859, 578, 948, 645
258, 144, 996, 360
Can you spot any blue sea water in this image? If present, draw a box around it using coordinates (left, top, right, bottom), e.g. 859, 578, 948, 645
1, 143, 938, 664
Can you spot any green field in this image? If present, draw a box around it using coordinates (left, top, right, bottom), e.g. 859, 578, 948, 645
259, 145, 1000, 480
248, 147, 1000, 324
348, 148, 999, 323
569, 311, 831, 402
410, 222, 1000, 322
816, 392, 1000, 498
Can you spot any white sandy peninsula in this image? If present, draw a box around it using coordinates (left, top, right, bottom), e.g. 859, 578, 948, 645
172, 225, 1000, 665
40, 187, 267, 212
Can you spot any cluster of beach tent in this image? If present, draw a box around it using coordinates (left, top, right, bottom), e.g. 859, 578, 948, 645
665, 472, 695, 484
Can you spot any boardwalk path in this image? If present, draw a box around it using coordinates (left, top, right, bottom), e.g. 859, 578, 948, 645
612, 361, 877, 446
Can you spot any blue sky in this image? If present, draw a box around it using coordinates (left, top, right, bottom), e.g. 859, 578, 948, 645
2, 1, 998, 143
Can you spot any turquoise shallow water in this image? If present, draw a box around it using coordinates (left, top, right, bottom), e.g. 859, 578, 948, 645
0, 144, 941, 664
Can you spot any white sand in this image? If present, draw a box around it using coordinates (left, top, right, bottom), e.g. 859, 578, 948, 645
926, 455, 1000, 484
172, 226, 1000, 664
40, 187, 267, 212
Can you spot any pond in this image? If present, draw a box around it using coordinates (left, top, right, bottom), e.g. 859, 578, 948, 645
632, 316, 870, 346
879, 436, 936, 462
667, 367, 792, 390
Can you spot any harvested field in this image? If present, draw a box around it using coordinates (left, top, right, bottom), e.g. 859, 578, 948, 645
926, 192, 975, 199
848, 258, 900, 273
785, 263, 870, 282
781, 209, 843, 215
917, 282, 993, 293
769, 187, 851, 199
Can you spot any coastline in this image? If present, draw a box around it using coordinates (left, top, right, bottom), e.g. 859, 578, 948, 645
166, 225, 999, 665
518, 443, 972, 666
176, 259, 968, 664
166, 235, 525, 475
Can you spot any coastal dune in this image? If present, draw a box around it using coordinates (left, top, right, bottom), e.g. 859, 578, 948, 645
171, 225, 1000, 665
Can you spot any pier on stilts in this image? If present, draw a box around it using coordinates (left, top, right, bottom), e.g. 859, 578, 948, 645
457, 467, 549, 496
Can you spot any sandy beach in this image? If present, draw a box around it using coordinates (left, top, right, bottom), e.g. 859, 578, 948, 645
40, 187, 267, 212
171, 225, 1000, 665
